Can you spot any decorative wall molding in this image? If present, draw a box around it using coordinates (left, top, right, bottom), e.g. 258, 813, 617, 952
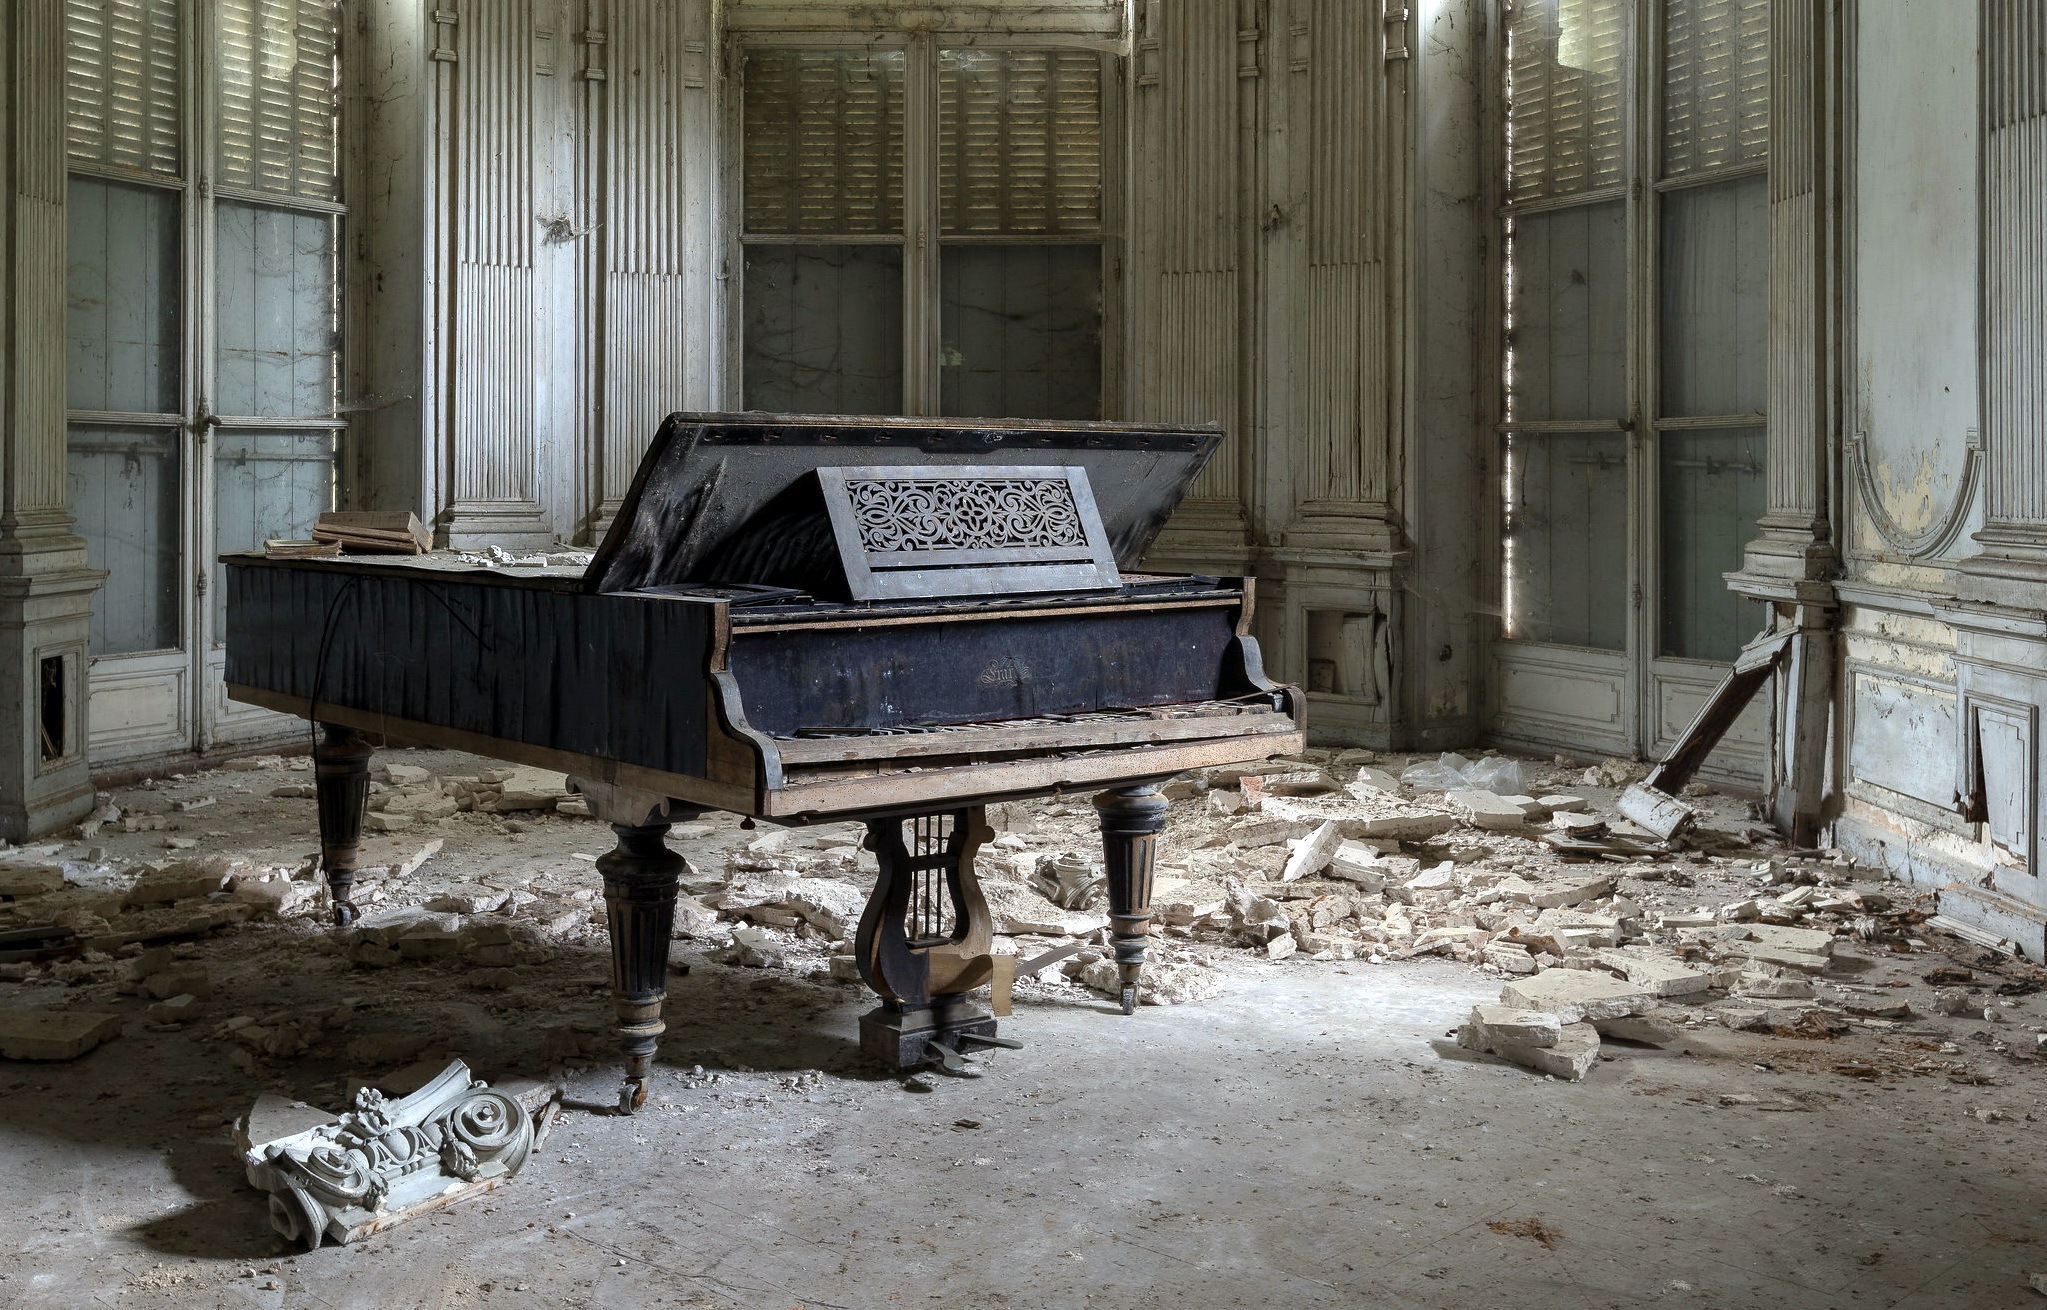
1847, 426, 1984, 559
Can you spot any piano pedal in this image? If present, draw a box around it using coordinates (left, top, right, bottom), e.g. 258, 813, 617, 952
955, 1031, 1022, 1051
921, 1040, 982, 1078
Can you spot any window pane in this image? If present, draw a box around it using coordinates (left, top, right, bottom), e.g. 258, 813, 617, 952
1662, 0, 1769, 179
1509, 201, 1627, 422
940, 245, 1101, 420
65, 0, 182, 176
216, 202, 339, 419
1508, 0, 1627, 201
213, 429, 336, 638
1660, 175, 1768, 417
1508, 432, 1628, 650
68, 425, 181, 655
67, 176, 180, 415
940, 49, 1102, 235
744, 245, 903, 414
1659, 427, 1766, 660
744, 50, 905, 235
217, 0, 342, 201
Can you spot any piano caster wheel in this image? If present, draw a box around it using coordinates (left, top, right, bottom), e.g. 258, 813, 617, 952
1120, 984, 1137, 1015
617, 1078, 648, 1114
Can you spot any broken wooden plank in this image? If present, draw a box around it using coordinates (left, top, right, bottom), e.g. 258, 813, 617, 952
1643, 628, 1792, 797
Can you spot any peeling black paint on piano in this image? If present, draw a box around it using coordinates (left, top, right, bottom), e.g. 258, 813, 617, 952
726, 605, 1239, 737
223, 563, 713, 776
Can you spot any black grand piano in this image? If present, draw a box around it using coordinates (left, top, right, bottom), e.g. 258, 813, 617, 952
224, 413, 1304, 1109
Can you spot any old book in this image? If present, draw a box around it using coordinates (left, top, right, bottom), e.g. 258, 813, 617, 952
264, 539, 342, 558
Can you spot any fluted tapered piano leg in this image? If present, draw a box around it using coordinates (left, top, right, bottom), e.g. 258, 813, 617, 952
1095, 784, 1169, 1014
598, 821, 685, 1114
312, 723, 373, 927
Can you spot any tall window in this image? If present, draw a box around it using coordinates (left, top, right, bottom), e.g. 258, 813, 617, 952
64, 0, 344, 673
1502, 0, 1767, 665
740, 43, 1108, 419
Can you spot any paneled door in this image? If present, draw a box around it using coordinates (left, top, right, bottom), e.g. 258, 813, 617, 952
64, 0, 346, 765
1491, 0, 1771, 778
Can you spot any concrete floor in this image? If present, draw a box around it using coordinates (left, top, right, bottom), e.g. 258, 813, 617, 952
5, 943, 2045, 1310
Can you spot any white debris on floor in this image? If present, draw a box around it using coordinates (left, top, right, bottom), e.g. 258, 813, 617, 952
0, 744, 2042, 1102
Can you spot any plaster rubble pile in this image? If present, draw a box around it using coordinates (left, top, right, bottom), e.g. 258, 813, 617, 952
0, 746, 2042, 1099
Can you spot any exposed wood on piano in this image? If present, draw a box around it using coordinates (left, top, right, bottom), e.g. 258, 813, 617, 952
722, 592, 1240, 635
771, 702, 1296, 765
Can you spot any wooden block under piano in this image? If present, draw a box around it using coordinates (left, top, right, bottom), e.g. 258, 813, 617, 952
311, 511, 432, 555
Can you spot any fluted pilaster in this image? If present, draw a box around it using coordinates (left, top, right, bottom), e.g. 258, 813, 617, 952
1956, 2, 2047, 607
1729, 0, 1838, 599
0, 2, 107, 838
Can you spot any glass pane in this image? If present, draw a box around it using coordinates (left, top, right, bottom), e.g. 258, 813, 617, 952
65, 0, 182, 176
1659, 427, 1766, 661
213, 429, 336, 638
1661, 175, 1768, 417
1662, 0, 1769, 179
744, 50, 905, 235
67, 177, 180, 415
217, 0, 342, 201
940, 49, 1102, 235
216, 202, 340, 419
940, 245, 1102, 420
743, 245, 903, 414
1509, 201, 1627, 422
1508, 0, 1627, 201
67, 425, 181, 655
1507, 432, 1629, 650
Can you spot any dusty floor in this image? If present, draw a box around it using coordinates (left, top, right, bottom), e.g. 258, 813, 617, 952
3, 748, 2047, 1309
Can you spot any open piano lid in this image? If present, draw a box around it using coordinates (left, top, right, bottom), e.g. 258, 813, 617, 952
583, 412, 1224, 597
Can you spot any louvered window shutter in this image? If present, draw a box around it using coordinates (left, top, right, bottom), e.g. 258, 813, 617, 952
939, 50, 1102, 235
65, 0, 182, 175
1662, 0, 1769, 177
1508, 0, 1627, 200
744, 50, 906, 234
217, 0, 342, 201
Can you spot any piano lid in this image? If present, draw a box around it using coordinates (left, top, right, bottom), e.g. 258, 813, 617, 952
583, 412, 1224, 597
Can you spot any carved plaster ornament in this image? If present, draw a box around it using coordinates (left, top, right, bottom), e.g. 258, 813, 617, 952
243, 1060, 536, 1249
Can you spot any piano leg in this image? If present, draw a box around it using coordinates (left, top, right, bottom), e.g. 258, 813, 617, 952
597, 820, 685, 1114
312, 723, 373, 927
1094, 784, 1169, 1014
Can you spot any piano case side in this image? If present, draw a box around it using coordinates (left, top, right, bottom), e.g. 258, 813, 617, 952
222, 560, 758, 810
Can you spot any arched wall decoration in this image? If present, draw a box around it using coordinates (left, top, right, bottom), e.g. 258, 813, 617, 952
1847, 426, 1983, 558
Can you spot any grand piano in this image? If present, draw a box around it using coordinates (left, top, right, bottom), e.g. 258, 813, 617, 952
224, 413, 1304, 1109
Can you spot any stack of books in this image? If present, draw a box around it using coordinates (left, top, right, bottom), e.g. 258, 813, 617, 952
310, 511, 432, 555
